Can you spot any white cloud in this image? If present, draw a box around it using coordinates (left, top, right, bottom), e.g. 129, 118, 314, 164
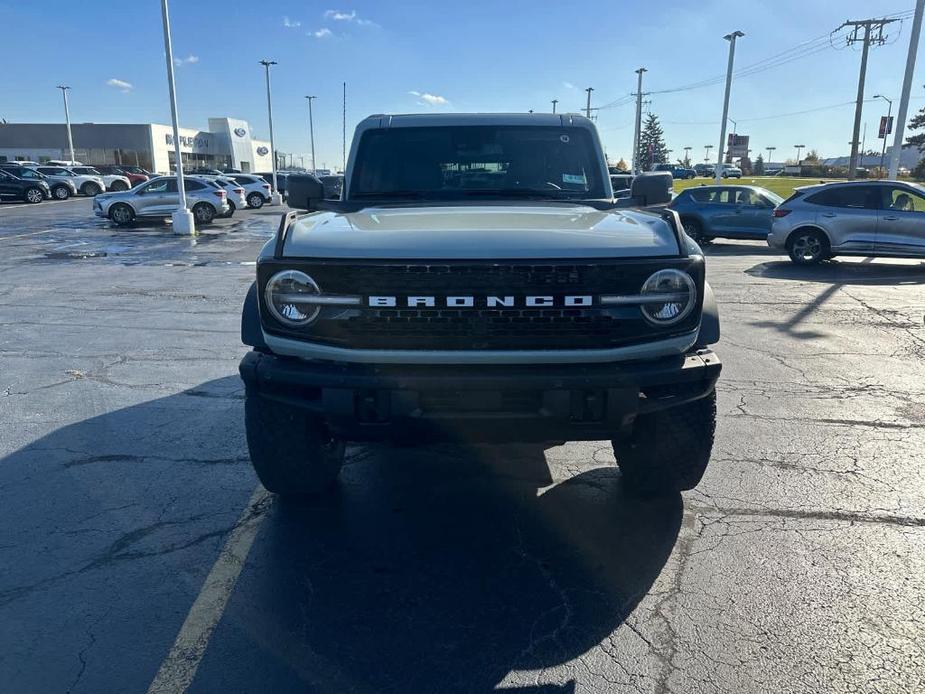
173, 54, 199, 67
562, 81, 576, 90
106, 78, 133, 93
409, 90, 449, 106
283, 16, 301, 28
311, 28, 333, 38
324, 9, 355, 20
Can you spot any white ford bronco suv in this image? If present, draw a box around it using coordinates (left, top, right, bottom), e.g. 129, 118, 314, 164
239, 113, 721, 498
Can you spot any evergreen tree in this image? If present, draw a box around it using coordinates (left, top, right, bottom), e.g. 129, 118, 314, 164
637, 113, 669, 171
754, 153, 765, 175
904, 89, 925, 177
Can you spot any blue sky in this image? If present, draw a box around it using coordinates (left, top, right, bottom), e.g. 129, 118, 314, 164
1, 0, 922, 168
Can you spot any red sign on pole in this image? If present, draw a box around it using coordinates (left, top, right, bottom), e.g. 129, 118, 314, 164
879, 116, 894, 138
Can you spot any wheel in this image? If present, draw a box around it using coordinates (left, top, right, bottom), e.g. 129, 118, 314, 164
52, 185, 70, 200
245, 396, 345, 496
81, 182, 101, 196
788, 229, 829, 265
612, 392, 717, 498
24, 187, 44, 204
224, 200, 236, 217
192, 202, 215, 224
110, 180, 128, 191
681, 218, 710, 244
108, 203, 135, 226
246, 192, 264, 209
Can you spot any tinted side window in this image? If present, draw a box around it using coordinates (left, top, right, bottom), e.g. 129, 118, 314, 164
806, 186, 878, 209
185, 180, 205, 191
883, 186, 925, 212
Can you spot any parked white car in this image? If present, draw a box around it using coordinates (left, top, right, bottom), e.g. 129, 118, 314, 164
34, 166, 108, 196
226, 174, 273, 208
195, 176, 247, 217
70, 165, 131, 192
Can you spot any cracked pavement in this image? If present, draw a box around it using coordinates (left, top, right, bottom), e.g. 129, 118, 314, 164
1, 200, 923, 693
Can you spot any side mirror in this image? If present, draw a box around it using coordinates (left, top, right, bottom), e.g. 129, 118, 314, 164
630, 171, 673, 206
286, 174, 325, 210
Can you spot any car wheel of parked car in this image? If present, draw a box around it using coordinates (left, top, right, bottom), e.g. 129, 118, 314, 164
246, 193, 265, 209
52, 185, 70, 200
787, 229, 829, 265
108, 203, 135, 226
612, 392, 716, 498
81, 182, 101, 196
681, 218, 710, 244
245, 396, 345, 496
224, 201, 236, 218
192, 202, 216, 224
24, 187, 44, 204
110, 181, 128, 191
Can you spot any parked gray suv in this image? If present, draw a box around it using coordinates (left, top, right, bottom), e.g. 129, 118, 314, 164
93, 175, 229, 226
768, 180, 925, 264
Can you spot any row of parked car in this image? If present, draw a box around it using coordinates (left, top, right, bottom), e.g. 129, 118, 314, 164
0, 160, 154, 204
666, 179, 925, 264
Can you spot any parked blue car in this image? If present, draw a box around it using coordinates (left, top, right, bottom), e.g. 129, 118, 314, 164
653, 163, 696, 179
668, 185, 784, 243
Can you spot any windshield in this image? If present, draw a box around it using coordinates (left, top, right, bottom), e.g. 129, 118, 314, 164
350, 125, 605, 200
74, 167, 102, 175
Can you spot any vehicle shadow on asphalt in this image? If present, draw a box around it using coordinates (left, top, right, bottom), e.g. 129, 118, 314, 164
702, 241, 782, 257
746, 258, 925, 285
190, 427, 683, 692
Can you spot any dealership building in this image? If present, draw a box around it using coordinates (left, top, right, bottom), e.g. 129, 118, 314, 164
0, 117, 273, 174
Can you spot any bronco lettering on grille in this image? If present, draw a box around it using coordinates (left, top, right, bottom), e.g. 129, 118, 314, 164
368, 295, 594, 308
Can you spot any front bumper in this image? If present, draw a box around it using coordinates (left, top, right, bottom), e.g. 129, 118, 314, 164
239, 349, 721, 442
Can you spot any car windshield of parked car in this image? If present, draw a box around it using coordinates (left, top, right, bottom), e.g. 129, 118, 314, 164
37, 167, 72, 176
74, 167, 102, 175
9, 168, 44, 179
351, 126, 604, 199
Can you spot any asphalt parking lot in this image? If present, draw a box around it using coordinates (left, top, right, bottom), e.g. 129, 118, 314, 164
1, 199, 924, 693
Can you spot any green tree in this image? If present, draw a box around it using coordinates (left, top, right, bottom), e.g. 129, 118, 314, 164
754, 153, 765, 175
614, 158, 629, 172
637, 113, 669, 171
904, 89, 925, 177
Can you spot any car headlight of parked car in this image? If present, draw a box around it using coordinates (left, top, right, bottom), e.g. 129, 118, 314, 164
264, 270, 323, 326
638, 269, 697, 326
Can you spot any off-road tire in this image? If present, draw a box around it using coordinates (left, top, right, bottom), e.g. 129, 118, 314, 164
52, 185, 70, 200
612, 391, 716, 497
247, 192, 264, 209
245, 396, 345, 496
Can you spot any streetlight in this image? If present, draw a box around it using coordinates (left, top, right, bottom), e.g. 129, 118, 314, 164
159, 0, 194, 235
704, 144, 713, 162
794, 144, 805, 163
683, 146, 692, 166
765, 146, 776, 164
56, 86, 76, 165
551, 99, 558, 114
260, 59, 283, 205
305, 95, 317, 174
873, 94, 893, 176
715, 30, 745, 184
728, 117, 737, 135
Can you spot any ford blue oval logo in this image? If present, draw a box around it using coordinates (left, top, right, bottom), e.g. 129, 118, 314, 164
256, 146, 269, 156
233, 127, 247, 137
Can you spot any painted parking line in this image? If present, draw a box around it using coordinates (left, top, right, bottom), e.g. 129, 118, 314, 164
147, 485, 271, 694
0, 198, 87, 210
3, 229, 61, 240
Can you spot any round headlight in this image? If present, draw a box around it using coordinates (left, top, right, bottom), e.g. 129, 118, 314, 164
639, 269, 696, 326
265, 270, 322, 326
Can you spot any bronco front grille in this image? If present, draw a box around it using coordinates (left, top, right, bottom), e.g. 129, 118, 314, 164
258, 259, 704, 351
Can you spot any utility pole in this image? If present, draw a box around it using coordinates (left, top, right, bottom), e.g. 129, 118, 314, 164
551, 99, 558, 114
794, 144, 805, 163
874, 94, 893, 176
839, 17, 898, 179
584, 87, 594, 119
160, 0, 194, 235
260, 59, 282, 205
889, 0, 925, 179
632, 68, 647, 175
305, 95, 317, 173
56, 86, 75, 165
716, 30, 744, 184
342, 82, 346, 173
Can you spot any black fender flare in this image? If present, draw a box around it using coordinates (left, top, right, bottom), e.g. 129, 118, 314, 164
241, 282, 269, 351
696, 281, 720, 347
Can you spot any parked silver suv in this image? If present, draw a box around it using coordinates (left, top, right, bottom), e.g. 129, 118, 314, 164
93, 175, 229, 226
768, 180, 925, 264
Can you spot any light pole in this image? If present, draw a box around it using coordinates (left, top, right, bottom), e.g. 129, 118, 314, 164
632, 68, 647, 175
873, 94, 893, 176
704, 144, 713, 162
159, 0, 194, 235
305, 95, 317, 173
260, 59, 283, 205
794, 144, 805, 163
683, 146, 692, 166
715, 30, 745, 184
584, 87, 594, 119
56, 86, 76, 165
728, 117, 737, 136
765, 146, 776, 165
551, 99, 558, 114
